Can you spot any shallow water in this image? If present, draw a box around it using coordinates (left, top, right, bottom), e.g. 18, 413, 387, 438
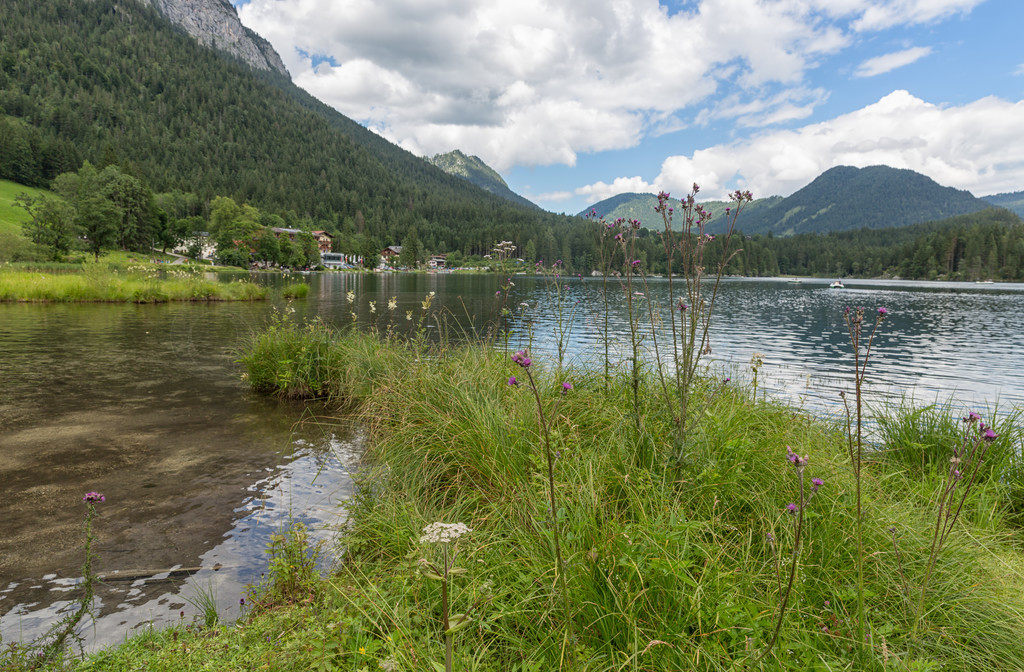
0, 299, 356, 649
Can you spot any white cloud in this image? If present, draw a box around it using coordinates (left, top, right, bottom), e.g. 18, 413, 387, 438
580, 91, 1024, 201
850, 0, 984, 31
854, 46, 933, 77
574, 176, 658, 204
237, 0, 928, 170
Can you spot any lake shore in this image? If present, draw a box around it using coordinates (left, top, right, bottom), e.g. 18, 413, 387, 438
0, 266, 268, 303
22, 321, 1024, 672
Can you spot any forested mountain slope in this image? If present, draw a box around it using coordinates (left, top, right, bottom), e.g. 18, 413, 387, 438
581, 166, 993, 236
0, 0, 582, 258
734, 165, 990, 235
982, 191, 1024, 219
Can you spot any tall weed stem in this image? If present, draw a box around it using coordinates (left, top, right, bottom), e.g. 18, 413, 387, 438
512, 350, 576, 653
910, 414, 995, 646
841, 305, 887, 652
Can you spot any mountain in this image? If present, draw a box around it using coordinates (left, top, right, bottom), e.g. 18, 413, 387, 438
581, 166, 992, 236
141, 0, 288, 75
0, 0, 586, 261
981, 191, 1024, 219
428, 150, 539, 209
722, 165, 991, 236
579, 192, 782, 230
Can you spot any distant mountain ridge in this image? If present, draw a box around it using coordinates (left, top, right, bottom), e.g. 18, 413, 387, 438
582, 166, 998, 236
580, 192, 782, 230
981, 191, 1024, 218
428, 150, 539, 209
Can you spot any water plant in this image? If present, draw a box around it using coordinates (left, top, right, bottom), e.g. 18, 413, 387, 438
183, 583, 221, 629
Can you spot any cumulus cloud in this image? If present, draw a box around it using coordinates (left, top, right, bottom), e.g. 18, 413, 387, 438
580, 91, 1024, 200
237, 0, 944, 170
854, 46, 932, 77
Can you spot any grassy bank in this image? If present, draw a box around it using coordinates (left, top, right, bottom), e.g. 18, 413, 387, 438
0, 265, 268, 302
34, 315, 1021, 672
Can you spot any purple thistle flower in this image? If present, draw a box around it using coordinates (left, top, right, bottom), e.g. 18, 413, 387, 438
508, 375, 518, 386
877, 307, 888, 317
561, 381, 573, 394
786, 503, 799, 513
631, 259, 640, 267
83, 491, 105, 503
723, 377, 730, 383
811, 477, 824, 493
963, 411, 982, 424
495, 290, 502, 297
983, 428, 998, 441
786, 445, 809, 467
511, 350, 532, 368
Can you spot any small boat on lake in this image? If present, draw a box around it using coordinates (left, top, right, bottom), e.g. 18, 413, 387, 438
829, 280, 845, 289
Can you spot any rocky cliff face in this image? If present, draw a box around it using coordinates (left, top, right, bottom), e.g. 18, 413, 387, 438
139, 0, 288, 76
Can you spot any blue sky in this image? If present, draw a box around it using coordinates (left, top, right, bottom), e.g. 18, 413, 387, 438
233, 0, 1024, 213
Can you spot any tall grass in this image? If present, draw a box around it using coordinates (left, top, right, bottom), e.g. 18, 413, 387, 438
0, 266, 267, 302
224, 317, 1024, 671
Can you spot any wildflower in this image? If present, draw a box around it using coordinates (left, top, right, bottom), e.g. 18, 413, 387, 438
406, 310, 413, 321
561, 382, 572, 394
83, 491, 105, 503
495, 290, 501, 297
369, 301, 376, 314
677, 300, 688, 312
877, 307, 888, 317
346, 290, 355, 304
631, 259, 640, 267
785, 445, 809, 468
983, 428, 998, 441
508, 375, 518, 387
388, 297, 397, 311
359, 647, 366, 655
964, 411, 982, 423
811, 477, 824, 493
239, 598, 245, 606
724, 377, 730, 383
419, 522, 472, 544
786, 503, 799, 514
511, 350, 532, 368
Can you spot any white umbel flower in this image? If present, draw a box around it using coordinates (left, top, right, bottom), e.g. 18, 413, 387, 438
419, 522, 472, 544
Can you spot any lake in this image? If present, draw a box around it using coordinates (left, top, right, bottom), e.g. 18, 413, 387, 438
2, 272, 1022, 649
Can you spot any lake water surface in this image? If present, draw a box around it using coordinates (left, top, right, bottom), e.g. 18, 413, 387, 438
2, 272, 1022, 649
